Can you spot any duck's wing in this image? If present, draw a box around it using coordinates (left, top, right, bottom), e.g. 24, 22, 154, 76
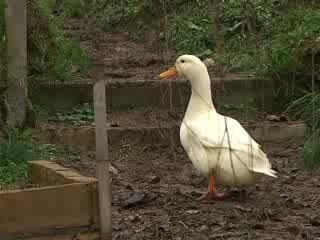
184, 112, 277, 177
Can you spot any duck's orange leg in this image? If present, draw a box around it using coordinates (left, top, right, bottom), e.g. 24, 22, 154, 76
198, 175, 230, 203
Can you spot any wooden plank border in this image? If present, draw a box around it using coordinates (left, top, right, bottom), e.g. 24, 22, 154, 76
0, 161, 98, 238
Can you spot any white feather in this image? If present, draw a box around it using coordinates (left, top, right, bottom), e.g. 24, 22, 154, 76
175, 55, 277, 187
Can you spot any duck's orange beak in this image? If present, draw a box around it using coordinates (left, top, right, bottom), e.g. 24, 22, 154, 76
159, 66, 177, 80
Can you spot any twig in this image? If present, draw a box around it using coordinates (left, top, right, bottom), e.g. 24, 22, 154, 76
211, 232, 247, 239
178, 220, 190, 230
264, 209, 270, 222
179, 190, 194, 199
312, 194, 320, 207
295, 224, 304, 240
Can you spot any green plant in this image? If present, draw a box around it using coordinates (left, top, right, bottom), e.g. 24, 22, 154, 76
33, 104, 52, 121
0, 127, 79, 187
63, 0, 95, 18
33, 143, 74, 160
0, 129, 35, 186
261, 7, 320, 76
37, 0, 56, 16
286, 92, 320, 129
53, 103, 94, 123
28, 0, 90, 82
54, 29, 90, 81
103, 0, 139, 28
286, 92, 320, 169
167, 15, 213, 56
303, 131, 320, 170
219, 97, 258, 121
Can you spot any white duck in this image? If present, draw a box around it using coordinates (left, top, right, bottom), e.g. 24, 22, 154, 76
159, 55, 277, 202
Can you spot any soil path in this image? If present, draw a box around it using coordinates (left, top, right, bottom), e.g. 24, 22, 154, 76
55, 139, 320, 240
63, 17, 176, 82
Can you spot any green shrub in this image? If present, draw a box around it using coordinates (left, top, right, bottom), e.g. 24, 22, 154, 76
286, 92, 320, 129
0, 129, 35, 186
63, 0, 88, 18
287, 92, 320, 169
167, 15, 213, 56
28, 0, 90, 81
0, 127, 74, 187
54, 30, 90, 81
303, 132, 320, 170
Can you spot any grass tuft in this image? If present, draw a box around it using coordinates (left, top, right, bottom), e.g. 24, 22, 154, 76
0, 129, 35, 186
303, 131, 320, 170
286, 92, 320, 169
28, 0, 90, 82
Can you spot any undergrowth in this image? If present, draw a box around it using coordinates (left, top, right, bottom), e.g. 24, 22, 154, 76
36, 1, 320, 78
53, 103, 94, 123
286, 91, 320, 169
99, 1, 320, 77
0, 128, 72, 187
0, 129, 35, 186
28, 0, 90, 81
34, 103, 94, 124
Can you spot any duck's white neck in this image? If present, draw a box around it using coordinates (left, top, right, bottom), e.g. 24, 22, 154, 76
184, 69, 215, 120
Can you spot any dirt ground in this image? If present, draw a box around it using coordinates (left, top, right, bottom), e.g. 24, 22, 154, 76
51, 16, 320, 240
63, 18, 176, 82
55, 138, 320, 240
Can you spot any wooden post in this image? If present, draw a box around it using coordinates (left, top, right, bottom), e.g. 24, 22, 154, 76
208, 0, 225, 76
5, 0, 27, 127
93, 80, 112, 240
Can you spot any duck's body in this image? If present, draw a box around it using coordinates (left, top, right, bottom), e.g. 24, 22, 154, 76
160, 55, 277, 202
180, 110, 276, 187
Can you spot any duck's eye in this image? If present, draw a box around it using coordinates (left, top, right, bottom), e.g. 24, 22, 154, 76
181, 59, 185, 63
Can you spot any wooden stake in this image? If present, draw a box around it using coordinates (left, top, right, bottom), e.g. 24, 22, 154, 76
93, 80, 112, 240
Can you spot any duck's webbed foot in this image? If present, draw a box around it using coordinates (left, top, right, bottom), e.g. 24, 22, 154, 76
198, 191, 230, 203
198, 175, 231, 203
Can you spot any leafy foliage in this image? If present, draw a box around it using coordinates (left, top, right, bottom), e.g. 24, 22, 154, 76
286, 92, 320, 129
53, 103, 94, 123
0, 128, 73, 187
63, 0, 87, 18
286, 92, 320, 169
0, 129, 35, 186
167, 16, 213, 56
303, 131, 320, 170
28, 0, 90, 81
54, 29, 90, 81
99, 0, 320, 77
219, 98, 258, 121
266, 7, 320, 76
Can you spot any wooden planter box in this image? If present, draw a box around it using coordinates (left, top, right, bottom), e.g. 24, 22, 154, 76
0, 161, 99, 239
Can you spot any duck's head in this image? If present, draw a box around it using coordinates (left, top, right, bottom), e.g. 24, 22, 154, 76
159, 55, 208, 83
